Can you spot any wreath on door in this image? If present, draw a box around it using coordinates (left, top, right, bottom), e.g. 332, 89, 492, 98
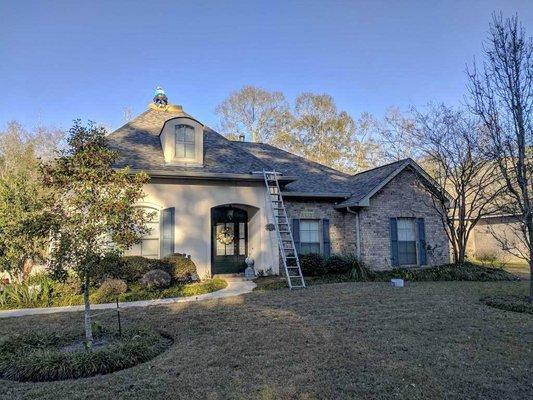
216, 227, 234, 245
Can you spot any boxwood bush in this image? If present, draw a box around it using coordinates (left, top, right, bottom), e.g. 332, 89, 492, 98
0, 327, 172, 382
162, 253, 199, 282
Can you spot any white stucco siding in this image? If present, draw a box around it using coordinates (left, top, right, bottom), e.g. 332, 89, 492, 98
141, 180, 279, 278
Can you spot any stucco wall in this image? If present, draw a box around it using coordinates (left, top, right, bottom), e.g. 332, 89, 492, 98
141, 179, 279, 278
358, 169, 450, 270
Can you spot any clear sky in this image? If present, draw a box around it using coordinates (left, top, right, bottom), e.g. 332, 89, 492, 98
1, 0, 532, 133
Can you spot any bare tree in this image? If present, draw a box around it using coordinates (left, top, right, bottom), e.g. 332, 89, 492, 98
412, 104, 504, 264
467, 14, 533, 300
377, 107, 419, 162
215, 85, 291, 143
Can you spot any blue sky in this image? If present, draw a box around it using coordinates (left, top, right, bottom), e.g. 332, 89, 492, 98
1, 0, 532, 133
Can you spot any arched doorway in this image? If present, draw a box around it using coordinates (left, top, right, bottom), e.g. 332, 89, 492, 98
211, 205, 248, 275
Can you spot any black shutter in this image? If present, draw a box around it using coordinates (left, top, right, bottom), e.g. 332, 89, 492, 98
322, 219, 331, 257
292, 219, 300, 254
160, 207, 175, 258
390, 217, 399, 267
417, 218, 427, 265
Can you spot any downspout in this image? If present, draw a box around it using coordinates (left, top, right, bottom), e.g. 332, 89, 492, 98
347, 206, 361, 260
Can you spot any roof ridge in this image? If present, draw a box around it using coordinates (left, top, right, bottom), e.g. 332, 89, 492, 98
236, 141, 351, 177
350, 158, 411, 178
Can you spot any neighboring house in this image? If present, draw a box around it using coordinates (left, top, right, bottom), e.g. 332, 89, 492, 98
107, 96, 450, 278
469, 214, 528, 263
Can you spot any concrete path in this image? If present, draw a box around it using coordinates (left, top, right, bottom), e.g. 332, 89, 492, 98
0, 277, 256, 319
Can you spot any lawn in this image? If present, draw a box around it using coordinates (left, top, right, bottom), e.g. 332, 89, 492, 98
1, 281, 531, 400
473, 260, 531, 278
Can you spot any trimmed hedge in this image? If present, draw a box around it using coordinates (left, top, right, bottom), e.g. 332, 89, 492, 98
481, 294, 533, 314
0, 327, 172, 382
162, 253, 199, 282
368, 263, 520, 282
91, 255, 173, 284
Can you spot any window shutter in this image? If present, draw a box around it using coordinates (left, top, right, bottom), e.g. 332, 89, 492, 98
390, 217, 399, 267
417, 218, 427, 265
322, 219, 331, 257
160, 207, 175, 258
292, 219, 300, 254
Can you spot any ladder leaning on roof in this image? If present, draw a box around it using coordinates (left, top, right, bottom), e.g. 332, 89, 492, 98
262, 170, 306, 289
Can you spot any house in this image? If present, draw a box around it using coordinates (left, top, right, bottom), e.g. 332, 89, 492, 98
107, 93, 450, 278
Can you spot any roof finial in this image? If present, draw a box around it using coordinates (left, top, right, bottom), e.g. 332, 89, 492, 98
153, 86, 168, 107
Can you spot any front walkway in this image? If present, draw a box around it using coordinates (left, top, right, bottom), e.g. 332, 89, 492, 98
0, 277, 256, 319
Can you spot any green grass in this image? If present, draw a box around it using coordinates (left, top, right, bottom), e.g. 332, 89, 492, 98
0, 280, 531, 399
0, 327, 172, 382
471, 259, 530, 278
0, 278, 227, 310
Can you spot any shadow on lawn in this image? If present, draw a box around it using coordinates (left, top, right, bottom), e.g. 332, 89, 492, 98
0, 281, 531, 400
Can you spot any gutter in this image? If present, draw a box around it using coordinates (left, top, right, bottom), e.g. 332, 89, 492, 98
347, 206, 362, 260
128, 168, 297, 183
281, 192, 352, 199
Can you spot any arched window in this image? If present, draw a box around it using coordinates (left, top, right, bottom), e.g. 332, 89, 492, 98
175, 125, 195, 159
124, 207, 160, 258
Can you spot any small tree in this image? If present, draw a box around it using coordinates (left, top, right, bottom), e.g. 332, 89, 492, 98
467, 14, 533, 300
42, 120, 150, 345
0, 122, 62, 281
412, 104, 504, 264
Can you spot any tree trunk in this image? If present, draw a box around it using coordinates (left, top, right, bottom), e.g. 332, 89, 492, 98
83, 273, 93, 347
524, 221, 532, 304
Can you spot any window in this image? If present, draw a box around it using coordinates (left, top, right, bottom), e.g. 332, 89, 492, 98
397, 218, 417, 265
300, 220, 320, 254
124, 208, 160, 258
175, 125, 195, 159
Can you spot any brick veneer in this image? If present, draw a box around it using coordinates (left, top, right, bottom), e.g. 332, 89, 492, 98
284, 169, 450, 270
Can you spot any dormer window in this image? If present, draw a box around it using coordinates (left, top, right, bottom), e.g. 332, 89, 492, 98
160, 117, 204, 165
175, 125, 195, 159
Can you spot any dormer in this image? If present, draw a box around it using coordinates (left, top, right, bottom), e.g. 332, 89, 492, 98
150, 87, 204, 166
160, 116, 204, 166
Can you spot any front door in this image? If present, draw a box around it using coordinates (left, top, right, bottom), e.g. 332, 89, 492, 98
212, 206, 248, 274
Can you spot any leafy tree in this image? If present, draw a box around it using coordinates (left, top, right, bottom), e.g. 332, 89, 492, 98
467, 14, 533, 300
290, 93, 358, 172
215, 85, 291, 143
42, 120, 150, 345
0, 122, 62, 281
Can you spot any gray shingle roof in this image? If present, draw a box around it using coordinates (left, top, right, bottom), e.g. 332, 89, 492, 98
107, 106, 421, 207
107, 108, 272, 175
232, 142, 354, 194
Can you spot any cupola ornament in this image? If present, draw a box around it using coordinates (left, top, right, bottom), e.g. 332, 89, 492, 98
153, 86, 168, 107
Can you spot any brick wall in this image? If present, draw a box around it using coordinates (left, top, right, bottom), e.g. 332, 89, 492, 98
284, 200, 357, 254
283, 169, 450, 271
357, 169, 450, 270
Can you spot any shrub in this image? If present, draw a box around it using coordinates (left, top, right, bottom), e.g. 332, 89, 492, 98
299, 253, 326, 276
0, 327, 172, 382
324, 255, 353, 275
92, 279, 127, 303
89, 252, 125, 284
162, 254, 199, 282
140, 269, 171, 289
368, 262, 520, 282
481, 294, 533, 314
91, 255, 173, 284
